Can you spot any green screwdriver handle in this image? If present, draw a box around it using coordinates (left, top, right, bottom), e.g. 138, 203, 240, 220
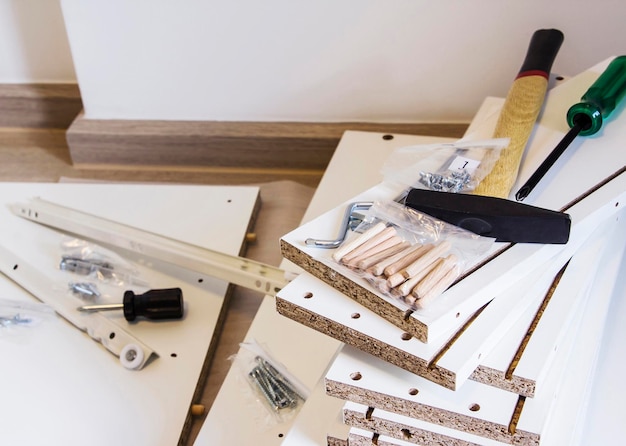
567, 55, 626, 136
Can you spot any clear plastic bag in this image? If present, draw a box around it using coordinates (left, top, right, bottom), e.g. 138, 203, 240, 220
0, 299, 56, 339
229, 340, 308, 428
381, 138, 509, 193
330, 201, 494, 309
58, 237, 148, 288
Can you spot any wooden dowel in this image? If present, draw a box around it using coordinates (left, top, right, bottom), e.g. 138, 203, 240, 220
403, 240, 452, 279
387, 271, 405, 288
366, 244, 417, 277
383, 244, 432, 277
413, 264, 461, 309
354, 240, 410, 270
412, 254, 458, 299
332, 222, 387, 262
392, 257, 440, 297
346, 236, 403, 267
341, 226, 397, 263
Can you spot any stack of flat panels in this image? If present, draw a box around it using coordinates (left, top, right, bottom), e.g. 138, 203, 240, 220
276, 59, 626, 445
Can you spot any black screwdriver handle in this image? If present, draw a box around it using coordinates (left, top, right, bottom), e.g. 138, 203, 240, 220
123, 288, 184, 321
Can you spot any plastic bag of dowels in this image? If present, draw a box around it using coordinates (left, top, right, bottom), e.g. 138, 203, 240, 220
229, 340, 309, 427
330, 200, 495, 310
381, 138, 509, 194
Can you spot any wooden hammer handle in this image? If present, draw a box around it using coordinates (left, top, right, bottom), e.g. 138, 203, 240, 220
473, 29, 564, 199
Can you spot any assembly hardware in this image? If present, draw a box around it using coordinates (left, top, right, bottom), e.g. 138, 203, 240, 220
78, 288, 184, 321
419, 170, 472, 193
60, 256, 114, 277
11, 198, 289, 297
305, 201, 373, 248
248, 356, 301, 410
0, 313, 32, 327
0, 242, 156, 370
69, 282, 101, 299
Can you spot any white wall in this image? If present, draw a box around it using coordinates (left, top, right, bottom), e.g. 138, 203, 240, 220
4, 0, 625, 122
0, 0, 75, 82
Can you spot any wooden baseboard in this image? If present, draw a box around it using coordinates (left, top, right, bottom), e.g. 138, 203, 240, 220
67, 113, 468, 170
0, 83, 82, 129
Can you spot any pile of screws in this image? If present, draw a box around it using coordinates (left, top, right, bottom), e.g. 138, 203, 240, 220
248, 356, 304, 412
419, 170, 472, 193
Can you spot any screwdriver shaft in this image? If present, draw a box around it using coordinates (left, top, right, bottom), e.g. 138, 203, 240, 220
78, 303, 124, 312
515, 122, 583, 201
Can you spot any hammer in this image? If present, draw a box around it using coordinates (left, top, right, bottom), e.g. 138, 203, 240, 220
406, 29, 571, 244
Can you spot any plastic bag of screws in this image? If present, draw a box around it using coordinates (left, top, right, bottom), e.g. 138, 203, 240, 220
381, 138, 510, 194
58, 236, 148, 288
230, 340, 309, 426
329, 200, 495, 310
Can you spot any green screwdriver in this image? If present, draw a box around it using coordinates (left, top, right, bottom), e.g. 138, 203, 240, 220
515, 55, 626, 201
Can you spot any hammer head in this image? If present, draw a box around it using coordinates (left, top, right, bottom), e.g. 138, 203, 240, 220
403, 189, 570, 244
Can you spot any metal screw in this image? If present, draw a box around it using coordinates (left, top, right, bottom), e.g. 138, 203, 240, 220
69, 282, 101, 299
419, 170, 472, 193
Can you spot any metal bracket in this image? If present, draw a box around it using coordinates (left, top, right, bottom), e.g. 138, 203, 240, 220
11, 198, 290, 297
305, 201, 373, 248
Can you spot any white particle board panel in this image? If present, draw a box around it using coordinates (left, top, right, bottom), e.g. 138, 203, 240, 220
0, 182, 259, 446
280, 159, 626, 346
198, 133, 453, 446
575, 239, 626, 445
279, 374, 349, 446
281, 58, 626, 344
347, 427, 416, 446
195, 295, 342, 445
326, 213, 626, 445
482, 216, 613, 397
276, 256, 555, 393
343, 402, 507, 446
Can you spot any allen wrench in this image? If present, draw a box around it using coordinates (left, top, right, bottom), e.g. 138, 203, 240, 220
305, 201, 373, 248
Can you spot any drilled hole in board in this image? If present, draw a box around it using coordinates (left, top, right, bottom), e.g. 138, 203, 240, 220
382, 134, 394, 140
456, 312, 461, 318
351, 313, 361, 319
277, 433, 283, 438
197, 278, 204, 283
171, 353, 178, 358
13, 264, 18, 270
403, 309, 413, 321
469, 403, 480, 412
555, 75, 565, 81
350, 372, 362, 381
303, 292, 313, 299
227, 199, 232, 203
408, 388, 419, 396
109, 332, 116, 340
616, 202, 620, 207
401, 332, 412, 341
401, 429, 412, 440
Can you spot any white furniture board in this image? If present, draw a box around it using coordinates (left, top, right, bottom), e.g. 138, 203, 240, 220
276, 255, 556, 393
327, 213, 621, 445
202, 129, 626, 445
343, 401, 507, 446
347, 427, 415, 446
472, 215, 611, 397
201, 59, 626, 445
0, 182, 259, 446
326, 215, 625, 445
576, 235, 626, 446
280, 58, 626, 345
197, 133, 453, 446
